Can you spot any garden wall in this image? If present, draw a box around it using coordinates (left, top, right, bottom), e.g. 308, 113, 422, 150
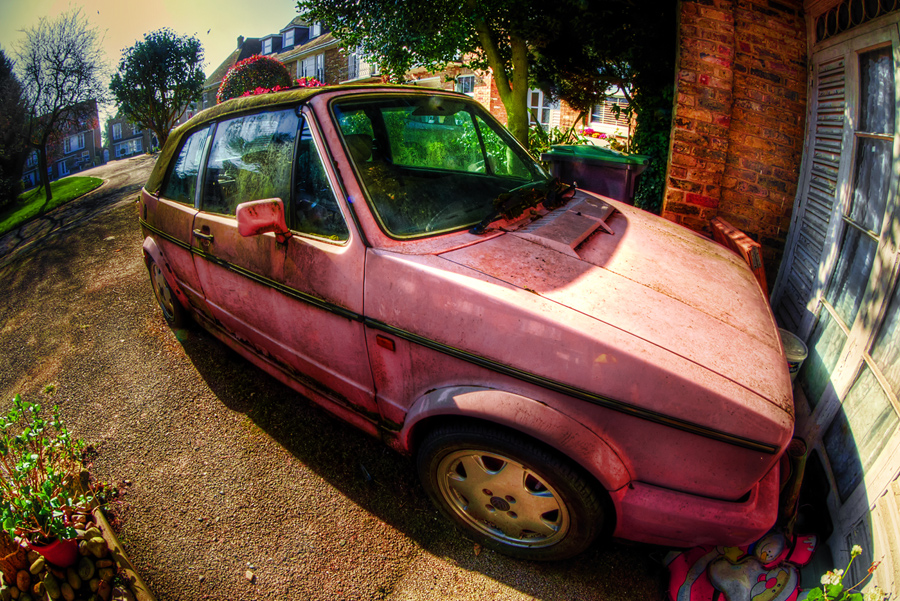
663, 0, 808, 284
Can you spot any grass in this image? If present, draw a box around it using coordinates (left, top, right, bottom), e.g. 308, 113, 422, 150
0, 176, 104, 237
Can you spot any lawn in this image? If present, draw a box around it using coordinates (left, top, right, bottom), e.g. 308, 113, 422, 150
0, 176, 104, 237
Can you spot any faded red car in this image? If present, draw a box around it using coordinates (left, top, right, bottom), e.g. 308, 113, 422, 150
139, 86, 794, 560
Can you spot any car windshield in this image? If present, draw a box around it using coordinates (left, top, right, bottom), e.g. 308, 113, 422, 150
332, 95, 549, 238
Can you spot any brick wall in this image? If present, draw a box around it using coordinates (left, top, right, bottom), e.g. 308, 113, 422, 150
663, 0, 807, 284
324, 48, 347, 84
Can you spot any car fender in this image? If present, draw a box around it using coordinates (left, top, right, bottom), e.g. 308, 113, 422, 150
398, 386, 632, 492
141, 237, 191, 311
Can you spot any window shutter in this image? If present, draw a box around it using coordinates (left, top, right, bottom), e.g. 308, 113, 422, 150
774, 56, 847, 331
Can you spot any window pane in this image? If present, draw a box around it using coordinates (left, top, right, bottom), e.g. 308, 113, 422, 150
294, 123, 348, 241
825, 225, 877, 326
800, 310, 847, 408
859, 47, 894, 135
824, 365, 899, 502
202, 109, 299, 215
163, 127, 210, 205
848, 138, 892, 233
872, 279, 900, 396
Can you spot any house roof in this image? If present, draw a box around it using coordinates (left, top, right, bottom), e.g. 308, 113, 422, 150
204, 38, 262, 90
280, 16, 308, 32
275, 32, 338, 64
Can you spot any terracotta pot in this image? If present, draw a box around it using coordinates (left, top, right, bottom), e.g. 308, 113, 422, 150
29, 538, 78, 568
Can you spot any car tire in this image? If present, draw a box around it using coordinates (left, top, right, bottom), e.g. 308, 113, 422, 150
148, 258, 188, 329
417, 422, 607, 561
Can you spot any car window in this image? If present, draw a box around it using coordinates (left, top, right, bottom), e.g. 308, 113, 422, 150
294, 120, 349, 241
333, 96, 547, 238
162, 126, 210, 205
382, 109, 485, 173
202, 109, 299, 216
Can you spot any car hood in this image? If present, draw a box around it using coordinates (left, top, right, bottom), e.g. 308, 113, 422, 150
439, 192, 792, 414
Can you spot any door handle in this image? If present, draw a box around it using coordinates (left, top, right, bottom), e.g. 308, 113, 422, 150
192, 229, 214, 242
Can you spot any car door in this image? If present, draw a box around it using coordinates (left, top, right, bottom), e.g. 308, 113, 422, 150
277, 111, 376, 417
190, 108, 295, 358
146, 125, 212, 316
190, 106, 376, 418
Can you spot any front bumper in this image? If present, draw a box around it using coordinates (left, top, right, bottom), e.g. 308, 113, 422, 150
610, 461, 779, 548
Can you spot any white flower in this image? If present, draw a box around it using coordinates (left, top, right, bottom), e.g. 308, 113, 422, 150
863, 586, 885, 601
820, 569, 844, 586
851, 544, 863, 558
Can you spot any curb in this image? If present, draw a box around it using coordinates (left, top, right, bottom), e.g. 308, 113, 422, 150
92, 509, 157, 601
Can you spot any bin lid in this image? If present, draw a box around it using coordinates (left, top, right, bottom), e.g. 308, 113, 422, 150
540, 144, 651, 166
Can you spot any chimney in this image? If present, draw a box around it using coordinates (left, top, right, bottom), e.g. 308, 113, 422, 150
237, 35, 244, 48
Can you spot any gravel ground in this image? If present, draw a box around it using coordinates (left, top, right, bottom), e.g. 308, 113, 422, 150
0, 155, 667, 600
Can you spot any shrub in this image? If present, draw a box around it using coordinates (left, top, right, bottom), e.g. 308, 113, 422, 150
217, 55, 292, 104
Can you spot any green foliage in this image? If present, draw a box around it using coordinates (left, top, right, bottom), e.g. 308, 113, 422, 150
110, 29, 204, 148
527, 122, 589, 158
217, 55, 292, 104
0, 395, 97, 543
805, 546, 887, 601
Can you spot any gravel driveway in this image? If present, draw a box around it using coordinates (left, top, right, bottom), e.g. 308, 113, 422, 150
0, 155, 666, 600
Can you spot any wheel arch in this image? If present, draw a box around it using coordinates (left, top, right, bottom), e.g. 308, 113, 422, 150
397, 386, 632, 495
141, 237, 191, 311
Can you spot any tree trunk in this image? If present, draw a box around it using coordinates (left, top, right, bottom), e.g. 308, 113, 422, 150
37, 145, 52, 205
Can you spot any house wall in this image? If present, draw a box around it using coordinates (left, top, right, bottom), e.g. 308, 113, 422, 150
663, 0, 808, 285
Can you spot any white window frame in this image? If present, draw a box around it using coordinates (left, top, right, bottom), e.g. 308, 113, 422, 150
284, 29, 294, 47
112, 123, 122, 141
262, 38, 272, 55
63, 132, 84, 154
456, 75, 475, 95
300, 53, 325, 82
310, 22, 321, 38
527, 89, 557, 127
58, 161, 69, 176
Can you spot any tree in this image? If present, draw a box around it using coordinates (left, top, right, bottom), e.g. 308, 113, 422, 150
298, 0, 632, 146
529, 1, 677, 212
110, 29, 204, 149
0, 48, 27, 208
216, 55, 292, 103
16, 9, 107, 204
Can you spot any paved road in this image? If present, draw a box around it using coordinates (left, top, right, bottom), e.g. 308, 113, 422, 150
0, 156, 666, 600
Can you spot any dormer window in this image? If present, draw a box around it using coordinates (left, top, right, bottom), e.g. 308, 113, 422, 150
310, 22, 321, 37
284, 29, 294, 47
262, 38, 272, 54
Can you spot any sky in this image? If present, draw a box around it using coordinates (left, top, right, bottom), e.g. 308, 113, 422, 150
0, 0, 301, 81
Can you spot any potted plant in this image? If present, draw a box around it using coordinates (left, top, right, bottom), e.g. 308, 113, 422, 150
0, 395, 98, 567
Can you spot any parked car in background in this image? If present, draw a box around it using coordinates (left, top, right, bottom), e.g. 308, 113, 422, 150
139, 86, 795, 560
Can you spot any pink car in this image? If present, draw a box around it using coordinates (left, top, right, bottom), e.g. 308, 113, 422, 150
139, 86, 793, 560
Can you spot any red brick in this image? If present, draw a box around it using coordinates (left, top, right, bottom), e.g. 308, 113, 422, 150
685, 193, 720, 208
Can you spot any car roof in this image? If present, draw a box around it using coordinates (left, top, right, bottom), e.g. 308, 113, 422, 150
146, 84, 459, 194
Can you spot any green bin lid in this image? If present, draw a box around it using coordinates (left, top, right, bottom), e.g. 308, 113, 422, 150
541, 144, 650, 166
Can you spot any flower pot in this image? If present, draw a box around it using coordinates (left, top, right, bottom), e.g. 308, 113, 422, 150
29, 538, 78, 568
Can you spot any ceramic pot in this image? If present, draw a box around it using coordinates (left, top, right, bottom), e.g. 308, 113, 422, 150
29, 537, 78, 567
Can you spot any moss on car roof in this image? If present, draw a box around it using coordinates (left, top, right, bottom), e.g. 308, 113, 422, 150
145, 84, 445, 194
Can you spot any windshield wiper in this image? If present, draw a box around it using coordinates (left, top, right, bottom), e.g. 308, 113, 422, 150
470, 178, 575, 235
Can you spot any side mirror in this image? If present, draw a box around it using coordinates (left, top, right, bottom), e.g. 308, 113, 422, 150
236, 198, 293, 244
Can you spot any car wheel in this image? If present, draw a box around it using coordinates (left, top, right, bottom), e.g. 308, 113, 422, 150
148, 258, 187, 328
417, 422, 607, 560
